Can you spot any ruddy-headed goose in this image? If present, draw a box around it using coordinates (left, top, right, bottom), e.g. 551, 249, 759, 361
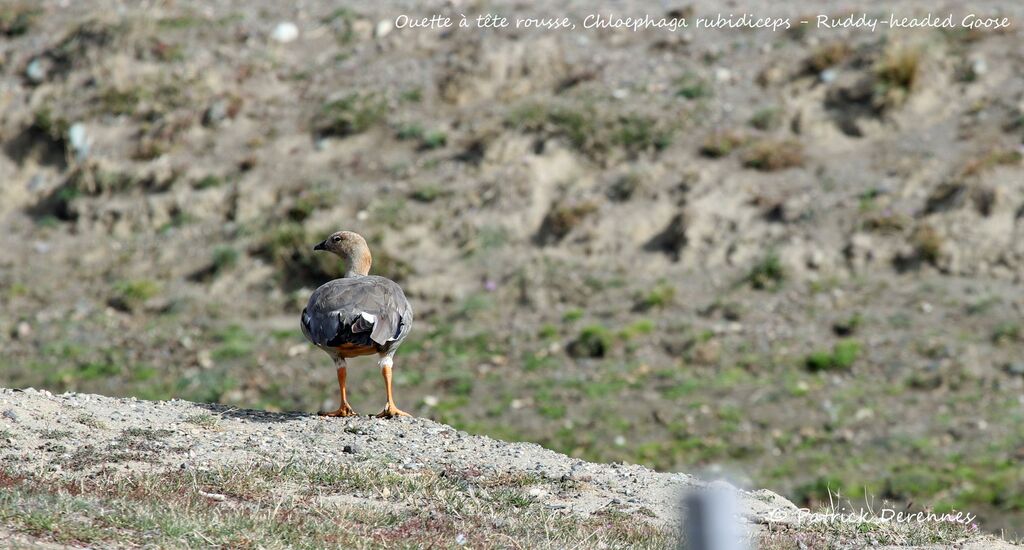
301, 231, 413, 418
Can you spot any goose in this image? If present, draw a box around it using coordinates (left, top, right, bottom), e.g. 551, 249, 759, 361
301, 231, 413, 418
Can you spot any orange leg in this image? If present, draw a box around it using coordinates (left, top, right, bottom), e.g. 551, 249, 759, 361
376, 363, 410, 418
320, 364, 356, 417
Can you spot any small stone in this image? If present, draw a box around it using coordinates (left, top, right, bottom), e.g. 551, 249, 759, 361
971, 57, 987, 77
27, 174, 48, 192
455, 533, 467, 546
2, 409, 17, 422
67, 123, 89, 160
343, 444, 357, 454
423, 395, 439, 407
270, 22, 299, 43
806, 249, 824, 269
203, 99, 229, 127
15, 322, 31, 339
26, 58, 47, 83
374, 19, 393, 38
854, 407, 874, 421
820, 68, 838, 83
199, 490, 227, 501
1005, 362, 1024, 376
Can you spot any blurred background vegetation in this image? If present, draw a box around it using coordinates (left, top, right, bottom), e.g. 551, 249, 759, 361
0, 0, 1022, 537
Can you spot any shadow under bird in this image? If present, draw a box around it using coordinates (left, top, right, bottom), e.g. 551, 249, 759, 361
301, 231, 414, 418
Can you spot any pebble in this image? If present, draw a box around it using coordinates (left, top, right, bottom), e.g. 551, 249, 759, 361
203, 99, 229, 127
806, 249, 825, 269
971, 57, 987, 77
27, 174, 48, 192
3, 409, 18, 422
1006, 362, 1024, 376
15, 322, 31, 339
374, 19, 393, 38
343, 444, 357, 454
271, 22, 299, 43
25, 58, 46, 83
68, 123, 89, 159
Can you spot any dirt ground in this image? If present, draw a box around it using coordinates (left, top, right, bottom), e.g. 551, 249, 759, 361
0, 0, 1022, 542
0, 387, 1009, 548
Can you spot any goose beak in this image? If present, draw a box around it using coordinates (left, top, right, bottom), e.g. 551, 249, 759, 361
313, 240, 327, 251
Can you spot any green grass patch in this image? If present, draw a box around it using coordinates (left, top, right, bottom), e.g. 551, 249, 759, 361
567, 325, 613, 358
675, 71, 713, 99
746, 254, 785, 290
805, 340, 861, 371
111, 279, 161, 311
315, 93, 387, 138
210, 325, 253, 361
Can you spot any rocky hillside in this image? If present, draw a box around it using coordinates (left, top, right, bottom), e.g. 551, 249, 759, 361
1, 0, 1023, 539
0, 387, 1009, 549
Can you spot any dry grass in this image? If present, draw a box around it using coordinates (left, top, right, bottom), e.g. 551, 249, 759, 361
806, 41, 852, 72
536, 199, 599, 244
911, 224, 944, 266
959, 148, 1022, 178
874, 43, 923, 108
1, 461, 985, 549
700, 130, 748, 158
742, 139, 805, 171
0, 461, 670, 549
757, 499, 982, 549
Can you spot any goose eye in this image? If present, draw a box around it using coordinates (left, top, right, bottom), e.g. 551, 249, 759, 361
331, 235, 342, 243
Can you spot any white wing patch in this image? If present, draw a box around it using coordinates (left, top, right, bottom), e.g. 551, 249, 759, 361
351, 311, 400, 343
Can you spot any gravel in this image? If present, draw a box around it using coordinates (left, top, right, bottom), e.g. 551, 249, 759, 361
0, 387, 798, 530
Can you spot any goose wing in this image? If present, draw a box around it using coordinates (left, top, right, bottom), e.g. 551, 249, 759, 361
301, 276, 412, 348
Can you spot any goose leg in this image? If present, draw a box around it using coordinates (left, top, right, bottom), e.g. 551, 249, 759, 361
376, 357, 410, 418
320, 360, 356, 417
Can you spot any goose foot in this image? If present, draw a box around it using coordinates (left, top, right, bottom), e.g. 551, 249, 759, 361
320, 404, 357, 417
375, 404, 411, 418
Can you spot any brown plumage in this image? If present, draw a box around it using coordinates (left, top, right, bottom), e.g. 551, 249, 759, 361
301, 231, 413, 418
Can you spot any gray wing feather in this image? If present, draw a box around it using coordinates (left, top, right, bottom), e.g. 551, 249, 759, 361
302, 276, 412, 347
